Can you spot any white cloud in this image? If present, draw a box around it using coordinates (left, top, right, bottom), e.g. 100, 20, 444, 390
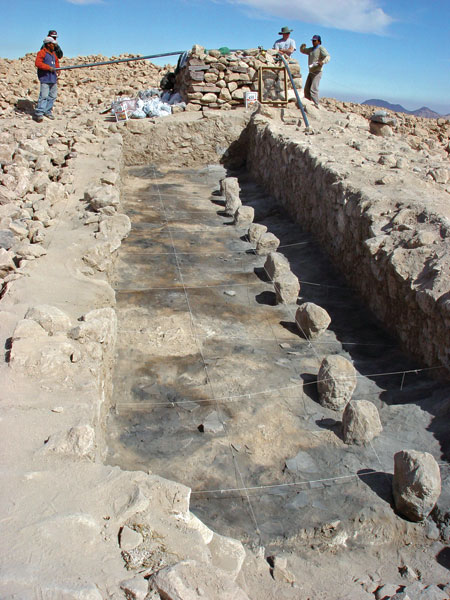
228, 0, 394, 34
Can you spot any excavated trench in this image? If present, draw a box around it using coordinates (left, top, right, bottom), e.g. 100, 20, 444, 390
106, 155, 450, 552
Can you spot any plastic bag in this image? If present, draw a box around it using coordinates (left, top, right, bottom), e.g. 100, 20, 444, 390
131, 109, 147, 119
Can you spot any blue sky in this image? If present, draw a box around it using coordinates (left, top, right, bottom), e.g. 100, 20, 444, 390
3, 0, 450, 114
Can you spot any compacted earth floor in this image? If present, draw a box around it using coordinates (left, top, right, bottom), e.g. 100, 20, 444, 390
106, 164, 450, 555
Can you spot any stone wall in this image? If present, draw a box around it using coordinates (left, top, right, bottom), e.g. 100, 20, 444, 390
245, 114, 450, 378
120, 109, 251, 167
174, 45, 302, 111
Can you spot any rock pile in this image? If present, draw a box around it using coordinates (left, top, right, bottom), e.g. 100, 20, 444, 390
321, 97, 450, 159
175, 45, 302, 110
0, 53, 165, 114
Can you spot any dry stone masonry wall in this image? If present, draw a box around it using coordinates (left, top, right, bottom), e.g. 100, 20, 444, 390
245, 109, 450, 378
175, 45, 302, 111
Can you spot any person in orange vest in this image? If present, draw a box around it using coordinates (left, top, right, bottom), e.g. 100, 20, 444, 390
34, 36, 60, 122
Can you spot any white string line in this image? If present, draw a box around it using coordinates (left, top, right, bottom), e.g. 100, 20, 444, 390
149, 169, 225, 431
230, 445, 262, 543
116, 329, 394, 347
114, 276, 347, 292
119, 240, 311, 256
191, 471, 377, 495
145, 173, 256, 536
191, 461, 450, 496
115, 366, 442, 409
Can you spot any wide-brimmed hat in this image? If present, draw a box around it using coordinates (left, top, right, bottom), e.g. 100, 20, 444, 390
43, 36, 56, 44
278, 26, 293, 34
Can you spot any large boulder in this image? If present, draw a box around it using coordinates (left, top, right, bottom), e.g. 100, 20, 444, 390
342, 400, 382, 444
393, 450, 441, 521
317, 355, 357, 410
295, 302, 331, 339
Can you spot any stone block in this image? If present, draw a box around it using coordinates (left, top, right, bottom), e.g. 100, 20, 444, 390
342, 400, 382, 444
274, 271, 300, 304
119, 526, 143, 551
222, 177, 241, 216
255, 232, 280, 255
150, 560, 250, 600
120, 576, 149, 600
207, 532, 246, 580
234, 205, 254, 227
317, 355, 356, 410
393, 450, 441, 521
264, 252, 291, 280
248, 223, 267, 243
25, 304, 72, 334
370, 121, 394, 137
295, 302, 331, 340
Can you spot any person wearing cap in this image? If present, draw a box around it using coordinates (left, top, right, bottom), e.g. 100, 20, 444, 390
300, 35, 330, 106
34, 37, 60, 122
273, 26, 296, 57
44, 30, 63, 59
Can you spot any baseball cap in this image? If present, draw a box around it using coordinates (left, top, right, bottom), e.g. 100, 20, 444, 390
312, 35, 321, 42
48, 30, 58, 37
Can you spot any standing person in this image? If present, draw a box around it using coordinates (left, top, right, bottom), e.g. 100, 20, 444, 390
273, 26, 296, 57
300, 35, 330, 106
34, 37, 60, 123
47, 30, 63, 59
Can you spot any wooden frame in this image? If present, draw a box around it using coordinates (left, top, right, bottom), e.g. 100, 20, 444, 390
258, 66, 288, 105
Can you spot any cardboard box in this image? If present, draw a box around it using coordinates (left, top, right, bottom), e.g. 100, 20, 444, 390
244, 92, 258, 108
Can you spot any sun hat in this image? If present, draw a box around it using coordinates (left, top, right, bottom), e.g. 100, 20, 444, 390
48, 30, 58, 37
279, 26, 293, 34
43, 36, 56, 44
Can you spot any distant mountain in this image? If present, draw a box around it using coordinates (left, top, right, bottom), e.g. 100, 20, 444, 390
362, 98, 445, 119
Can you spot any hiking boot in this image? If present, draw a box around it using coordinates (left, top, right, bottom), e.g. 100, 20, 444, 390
44, 113, 55, 120
33, 115, 43, 123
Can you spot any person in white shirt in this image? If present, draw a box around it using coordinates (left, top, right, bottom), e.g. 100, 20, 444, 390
273, 26, 296, 57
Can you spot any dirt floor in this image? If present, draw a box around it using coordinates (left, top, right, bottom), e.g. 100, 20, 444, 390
105, 163, 450, 596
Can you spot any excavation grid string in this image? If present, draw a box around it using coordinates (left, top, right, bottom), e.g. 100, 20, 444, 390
149, 169, 219, 408
191, 461, 450, 496
119, 172, 447, 541
144, 171, 263, 538
117, 366, 442, 410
